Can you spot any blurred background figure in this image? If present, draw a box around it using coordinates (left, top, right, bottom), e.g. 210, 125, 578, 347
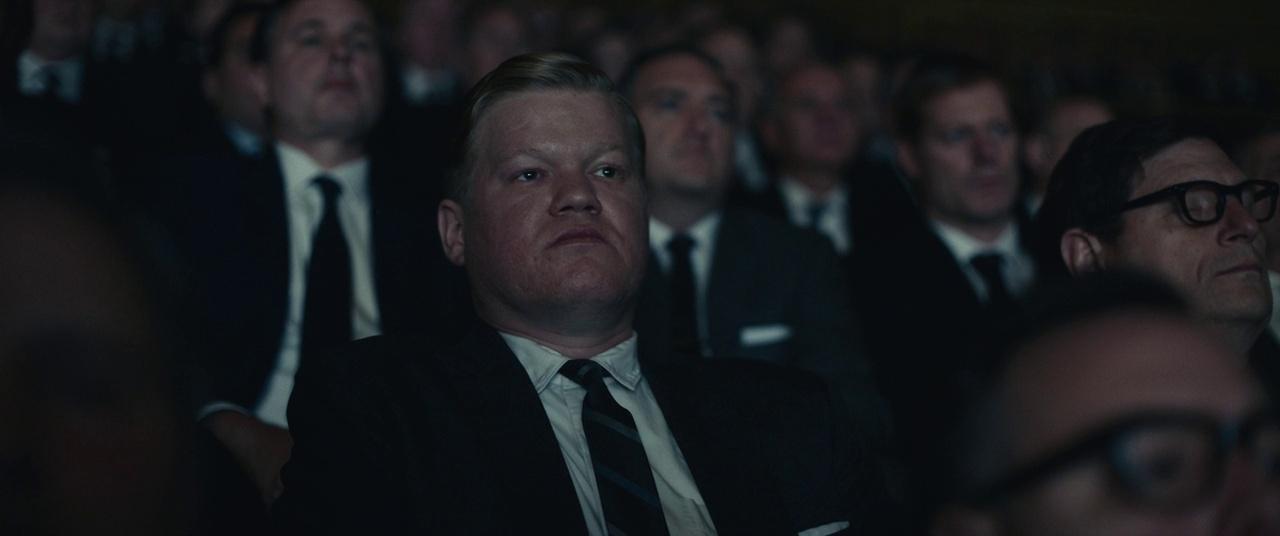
395, 0, 461, 108
0, 182, 267, 535
931, 273, 1280, 536
1022, 95, 1113, 213
460, 2, 529, 87
195, 1, 269, 158
762, 13, 816, 79
698, 23, 769, 193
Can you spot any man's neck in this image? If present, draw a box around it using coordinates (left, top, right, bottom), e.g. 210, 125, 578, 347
649, 193, 720, 233
277, 136, 365, 169
780, 166, 842, 198
478, 300, 636, 359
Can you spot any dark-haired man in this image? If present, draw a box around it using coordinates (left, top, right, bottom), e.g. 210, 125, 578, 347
167, 0, 467, 504
275, 52, 857, 535
1038, 117, 1279, 398
1039, 118, 1275, 357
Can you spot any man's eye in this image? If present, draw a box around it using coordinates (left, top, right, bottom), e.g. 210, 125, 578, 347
515, 169, 540, 181
941, 128, 972, 143
349, 35, 376, 52
298, 33, 323, 46
595, 166, 622, 179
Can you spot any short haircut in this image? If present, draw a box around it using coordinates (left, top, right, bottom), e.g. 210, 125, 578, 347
616, 44, 736, 120
892, 52, 1005, 143
203, 1, 271, 68
1035, 117, 1215, 255
446, 52, 645, 203
936, 270, 1189, 508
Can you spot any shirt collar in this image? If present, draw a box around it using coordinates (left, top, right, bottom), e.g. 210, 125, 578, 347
276, 141, 369, 202
501, 332, 642, 393
931, 219, 1019, 264
778, 177, 848, 212
649, 212, 722, 254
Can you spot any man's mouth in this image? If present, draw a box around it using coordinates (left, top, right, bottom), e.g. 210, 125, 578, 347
550, 228, 606, 247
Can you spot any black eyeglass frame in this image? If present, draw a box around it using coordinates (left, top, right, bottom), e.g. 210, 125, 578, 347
969, 409, 1279, 509
1119, 179, 1280, 225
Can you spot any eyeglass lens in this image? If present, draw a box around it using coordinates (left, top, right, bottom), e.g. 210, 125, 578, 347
1182, 182, 1277, 223
1112, 417, 1280, 507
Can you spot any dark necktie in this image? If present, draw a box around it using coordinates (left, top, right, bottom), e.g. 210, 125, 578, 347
807, 200, 827, 230
40, 67, 61, 102
970, 253, 1014, 311
666, 234, 699, 356
559, 360, 670, 536
299, 176, 352, 362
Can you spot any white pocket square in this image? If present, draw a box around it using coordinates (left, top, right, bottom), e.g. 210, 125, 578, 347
739, 324, 792, 347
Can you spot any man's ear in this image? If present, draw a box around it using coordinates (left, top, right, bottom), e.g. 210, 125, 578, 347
1061, 227, 1106, 275
897, 140, 921, 179
249, 63, 270, 109
437, 199, 466, 266
930, 506, 999, 536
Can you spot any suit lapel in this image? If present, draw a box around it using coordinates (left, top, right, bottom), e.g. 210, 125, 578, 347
442, 327, 589, 535
705, 210, 751, 356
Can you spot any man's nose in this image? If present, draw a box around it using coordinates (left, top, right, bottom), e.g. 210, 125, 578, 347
1219, 196, 1261, 244
552, 172, 601, 215
972, 132, 1000, 164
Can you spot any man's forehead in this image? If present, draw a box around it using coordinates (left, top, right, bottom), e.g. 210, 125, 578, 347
782, 67, 844, 97
922, 80, 1010, 125
477, 91, 628, 160
1005, 311, 1257, 455
280, 0, 376, 31
635, 55, 729, 96
1133, 137, 1243, 195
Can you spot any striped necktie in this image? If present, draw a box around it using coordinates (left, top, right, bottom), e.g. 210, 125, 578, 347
560, 360, 670, 536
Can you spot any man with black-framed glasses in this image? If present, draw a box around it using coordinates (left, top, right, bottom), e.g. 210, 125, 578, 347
1038, 117, 1277, 359
930, 273, 1280, 535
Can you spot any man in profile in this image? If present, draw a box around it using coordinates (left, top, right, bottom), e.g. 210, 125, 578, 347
1038, 118, 1276, 364
275, 52, 860, 535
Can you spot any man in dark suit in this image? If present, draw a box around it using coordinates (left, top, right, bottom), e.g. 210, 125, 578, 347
274, 52, 864, 535
168, 0, 468, 504
620, 47, 888, 449
853, 55, 1040, 426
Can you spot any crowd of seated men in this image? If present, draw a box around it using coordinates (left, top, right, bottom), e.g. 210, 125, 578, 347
2, 0, 1279, 534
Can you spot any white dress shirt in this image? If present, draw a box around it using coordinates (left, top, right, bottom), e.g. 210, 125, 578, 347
932, 220, 1036, 303
778, 178, 852, 255
17, 50, 83, 103
502, 332, 718, 536
502, 332, 851, 536
649, 214, 721, 356
254, 142, 382, 427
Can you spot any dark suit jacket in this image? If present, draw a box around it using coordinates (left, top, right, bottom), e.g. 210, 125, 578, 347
273, 326, 865, 534
636, 208, 890, 446
154, 148, 471, 410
